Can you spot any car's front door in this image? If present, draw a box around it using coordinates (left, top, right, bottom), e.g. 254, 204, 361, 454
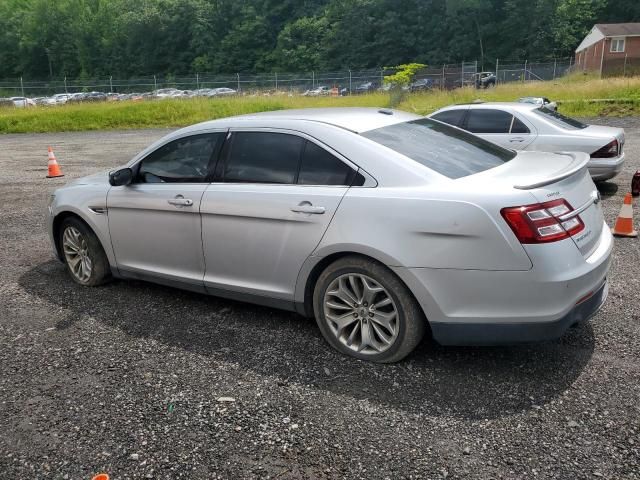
200, 130, 358, 302
464, 108, 536, 149
107, 132, 225, 289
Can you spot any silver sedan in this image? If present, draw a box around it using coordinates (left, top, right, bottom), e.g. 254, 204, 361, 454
429, 102, 625, 182
47, 108, 611, 362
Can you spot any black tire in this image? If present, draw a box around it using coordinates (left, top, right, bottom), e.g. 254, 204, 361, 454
313, 256, 426, 363
59, 216, 111, 286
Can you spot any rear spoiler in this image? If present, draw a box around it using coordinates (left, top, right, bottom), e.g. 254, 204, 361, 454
513, 152, 590, 190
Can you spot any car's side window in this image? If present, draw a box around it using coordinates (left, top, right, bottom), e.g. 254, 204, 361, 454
432, 109, 466, 127
510, 116, 530, 134
137, 133, 223, 183
223, 132, 304, 184
465, 109, 513, 134
298, 141, 355, 186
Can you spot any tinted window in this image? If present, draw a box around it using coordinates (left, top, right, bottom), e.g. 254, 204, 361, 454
224, 132, 304, 184
466, 109, 513, 133
138, 133, 222, 183
533, 107, 587, 130
361, 118, 516, 179
511, 116, 530, 134
298, 141, 354, 186
432, 109, 466, 127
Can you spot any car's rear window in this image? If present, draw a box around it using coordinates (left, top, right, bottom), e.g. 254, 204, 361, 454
361, 117, 516, 179
533, 107, 587, 130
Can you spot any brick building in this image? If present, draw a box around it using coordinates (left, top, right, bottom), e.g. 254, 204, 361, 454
575, 23, 640, 76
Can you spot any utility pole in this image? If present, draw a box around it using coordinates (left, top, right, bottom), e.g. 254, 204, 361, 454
64, 76, 68, 94
236, 73, 240, 92
275, 72, 278, 91
495, 58, 499, 85
441, 64, 445, 90
20, 77, 25, 97
153, 75, 157, 91
196, 73, 199, 90
523, 60, 527, 82
348, 69, 352, 95
624, 54, 628, 76
552, 58, 557, 80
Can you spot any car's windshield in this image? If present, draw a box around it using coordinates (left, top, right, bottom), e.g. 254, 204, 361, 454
362, 117, 516, 179
533, 107, 587, 130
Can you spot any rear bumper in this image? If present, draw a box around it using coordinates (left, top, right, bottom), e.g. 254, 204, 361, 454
392, 222, 612, 346
430, 279, 607, 345
588, 153, 625, 182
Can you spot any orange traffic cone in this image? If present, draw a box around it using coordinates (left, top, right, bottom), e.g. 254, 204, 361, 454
91, 474, 109, 480
611, 193, 637, 238
46, 146, 64, 178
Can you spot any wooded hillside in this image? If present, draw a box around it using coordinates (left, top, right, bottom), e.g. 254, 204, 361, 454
0, 0, 637, 78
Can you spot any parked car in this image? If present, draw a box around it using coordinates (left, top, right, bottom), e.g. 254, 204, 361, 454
154, 88, 180, 98
429, 102, 625, 181
518, 96, 557, 111
48, 108, 611, 362
10, 97, 35, 107
211, 87, 237, 96
0, 97, 13, 107
52, 93, 70, 104
84, 91, 108, 102
302, 86, 330, 96
409, 78, 433, 92
474, 72, 496, 89
354, 82, 377, 94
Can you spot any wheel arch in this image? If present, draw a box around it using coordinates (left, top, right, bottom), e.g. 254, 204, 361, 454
52, 210, 114, 267
297, 249, 433, 335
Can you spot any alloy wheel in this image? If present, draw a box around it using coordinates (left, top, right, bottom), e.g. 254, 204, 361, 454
62, 226, 92, 283
323, 273, 399, 354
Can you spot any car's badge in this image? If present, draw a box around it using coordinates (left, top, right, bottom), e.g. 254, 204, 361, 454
592, 190, 601, 205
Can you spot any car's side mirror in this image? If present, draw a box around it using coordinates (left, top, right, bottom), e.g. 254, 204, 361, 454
109, 167, 133, 186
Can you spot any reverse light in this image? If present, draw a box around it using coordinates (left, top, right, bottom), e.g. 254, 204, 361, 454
591, 139, 619, 158
501, 199, 585, 244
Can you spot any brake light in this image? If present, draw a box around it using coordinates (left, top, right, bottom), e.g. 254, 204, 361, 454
501, 199, 585, 244
591, 139, 619, 158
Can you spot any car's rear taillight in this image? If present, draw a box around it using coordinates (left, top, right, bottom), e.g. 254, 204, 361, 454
501, 199, 585, 244
591, 139, 619, 158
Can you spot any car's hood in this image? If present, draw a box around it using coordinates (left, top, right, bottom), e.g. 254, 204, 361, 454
64, 170, 110, 187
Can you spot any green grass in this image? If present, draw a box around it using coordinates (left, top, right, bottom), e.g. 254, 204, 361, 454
2, 75, 640, 133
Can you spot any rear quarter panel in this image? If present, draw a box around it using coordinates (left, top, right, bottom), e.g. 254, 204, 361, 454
314, 186, 533, 271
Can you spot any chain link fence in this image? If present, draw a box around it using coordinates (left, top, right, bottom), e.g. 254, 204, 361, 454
0, 59, 576, 99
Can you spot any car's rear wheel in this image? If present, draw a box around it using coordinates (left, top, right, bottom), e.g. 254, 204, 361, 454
313, 256, 425, 363
59, 217, 110, 286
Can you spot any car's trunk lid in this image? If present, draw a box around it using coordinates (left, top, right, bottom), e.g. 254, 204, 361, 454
474, 151, 604, 257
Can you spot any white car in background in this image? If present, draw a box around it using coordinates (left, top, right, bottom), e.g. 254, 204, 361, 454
518, 96, 557, 111
10, 97, 35, 108
429, 102, 625, 182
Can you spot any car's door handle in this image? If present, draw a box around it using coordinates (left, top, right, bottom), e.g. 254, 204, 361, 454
291, 202, 325, 214
168, 195, 193, 207
509, 138, 525, 143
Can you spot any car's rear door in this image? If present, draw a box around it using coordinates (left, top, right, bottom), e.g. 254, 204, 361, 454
200, 129, 357, 302
107, 131, 225, 289
464, 108, 536, 149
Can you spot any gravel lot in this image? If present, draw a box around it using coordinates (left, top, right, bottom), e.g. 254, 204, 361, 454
0, 119, 639, 480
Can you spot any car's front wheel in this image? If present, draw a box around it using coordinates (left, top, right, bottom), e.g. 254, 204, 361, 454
313, 256, 426, 363
59, 217, 111, 286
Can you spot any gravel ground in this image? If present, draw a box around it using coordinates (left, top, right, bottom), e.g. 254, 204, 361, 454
0, 120, 639, 480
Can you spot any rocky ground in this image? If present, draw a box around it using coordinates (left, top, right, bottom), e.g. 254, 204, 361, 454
0, 120, 638, 479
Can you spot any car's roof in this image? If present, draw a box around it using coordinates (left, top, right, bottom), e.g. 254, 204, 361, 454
190, 107, 422, 133
436, 102, 540, 112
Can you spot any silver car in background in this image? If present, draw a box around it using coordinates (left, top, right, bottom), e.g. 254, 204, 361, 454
47, 108, 612, 362
429, 102, 625, 181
